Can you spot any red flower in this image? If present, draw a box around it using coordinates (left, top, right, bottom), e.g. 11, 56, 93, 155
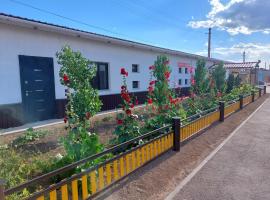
120, 68, 128, 76
148, 98, 153, 104
85, 112, 91, 119
148, 86, 154, 92
217, 91, 222, 98
149, 65, 155, 70
121, 85, 126, 90
135, 99, 139, 105
121, 68, 126, 75
188, 67, 194, 74
165, 71, 170, 80
149, 80, 155, 85
63, 74, 69, 84
64, 116, 67, 123
117, 119, 123, 125
191, 77, 195, 85
126, 109, 131, 115
130, 104, 134, 108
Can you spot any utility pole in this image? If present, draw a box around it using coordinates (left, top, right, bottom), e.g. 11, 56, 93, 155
208, 28, 211, 58
243, 51, 246, 63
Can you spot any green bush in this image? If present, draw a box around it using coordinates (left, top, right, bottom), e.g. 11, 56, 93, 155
10, 128, 49, 148
0, 148, 53, 200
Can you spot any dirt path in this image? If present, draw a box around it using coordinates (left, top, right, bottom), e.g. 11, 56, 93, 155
95, 94, 269, 200
169, 98, 270, 200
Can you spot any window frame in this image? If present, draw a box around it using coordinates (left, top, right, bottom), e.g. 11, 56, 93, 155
132, 80, 140, 89
92, 62, 109, 90
178, 79, 182, 86
185, 67, 188, 74
179, 68, 182, 74
185, 79, 188, 85
132, 64, 139, 73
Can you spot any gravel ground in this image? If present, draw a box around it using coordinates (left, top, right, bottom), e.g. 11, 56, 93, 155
95, 94, 269, 200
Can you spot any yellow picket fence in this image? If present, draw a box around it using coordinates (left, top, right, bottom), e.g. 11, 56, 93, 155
32, 132, 174, 200
180, 110, 220, 142
243, 95, 252, 106
224, 101, 240, 117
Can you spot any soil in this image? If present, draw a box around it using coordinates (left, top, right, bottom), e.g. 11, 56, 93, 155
0, 105, 152, 157
94, 94, 269, 200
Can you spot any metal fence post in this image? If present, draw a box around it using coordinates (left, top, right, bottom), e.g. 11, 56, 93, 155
252, 91, 255, 102
0, 179, 5, 200
264, 85, 267, 95
172, 117, 180, 151
259, 88, 262, 97
239, 95, 243, 109
219, 101, 225, 122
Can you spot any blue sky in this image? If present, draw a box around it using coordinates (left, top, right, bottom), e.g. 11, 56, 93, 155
1, 0, 270, 68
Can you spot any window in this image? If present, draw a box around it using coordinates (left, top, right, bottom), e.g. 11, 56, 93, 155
185, 68, 188, 74
178, 79, 182, 85
185, 79, 188, 85
92, 62, 109, 90
132, 81, 139, 89
179, 68, 182, 74
132, 64, 139, 73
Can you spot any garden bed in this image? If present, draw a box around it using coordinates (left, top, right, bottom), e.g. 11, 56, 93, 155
96, 94, 269, 200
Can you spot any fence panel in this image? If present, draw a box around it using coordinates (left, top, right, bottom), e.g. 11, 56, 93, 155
224, 101, 240, 117
180, 110, 219, 142
25, 132, 174, 200
243, 95, 252, 106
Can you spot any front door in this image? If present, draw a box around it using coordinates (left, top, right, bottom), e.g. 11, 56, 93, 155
19, 55, 56, 123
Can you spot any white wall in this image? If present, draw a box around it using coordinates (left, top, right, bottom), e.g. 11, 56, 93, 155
0, 23, 215, 105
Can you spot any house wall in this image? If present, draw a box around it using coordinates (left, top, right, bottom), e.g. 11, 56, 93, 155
0, 22, 216, 128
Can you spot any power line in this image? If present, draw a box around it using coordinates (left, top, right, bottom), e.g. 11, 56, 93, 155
7, 0, 159, 45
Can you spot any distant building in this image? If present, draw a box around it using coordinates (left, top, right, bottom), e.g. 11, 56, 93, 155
210, 61, 261, 85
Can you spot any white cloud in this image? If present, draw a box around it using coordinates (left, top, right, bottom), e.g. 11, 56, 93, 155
197, 42, 270, 67
189, 0, 270, 35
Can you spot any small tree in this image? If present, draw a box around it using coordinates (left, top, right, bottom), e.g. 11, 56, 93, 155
226, 74, 235, 93
193, 59, 209, 95
234, 74, 241, 87
212, 62, 226, 92
146, 55, 187, 129
57, 46, 103, 162
148, 55, 172, 113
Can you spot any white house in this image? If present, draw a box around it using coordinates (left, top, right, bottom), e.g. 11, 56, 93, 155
0, 13, 223, 129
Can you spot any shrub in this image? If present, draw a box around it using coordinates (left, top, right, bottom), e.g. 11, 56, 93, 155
10, 128, 49, 148
212, 62, 226, 92
226, 74, 235, 93
0, 148, 53, 200
57, 46, 103, 164
193, 59, 209, 95
145, 55, 187, 129
112, 68, 141, 144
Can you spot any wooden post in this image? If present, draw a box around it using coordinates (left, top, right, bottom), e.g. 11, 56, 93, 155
219, 101, 225, 122
264, 85, 267, 94
252, 91, 255, 102
172, 117, 180, 151
0, 179, 5, 200
259, 88, 262, 97
239, 95, 243, 109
